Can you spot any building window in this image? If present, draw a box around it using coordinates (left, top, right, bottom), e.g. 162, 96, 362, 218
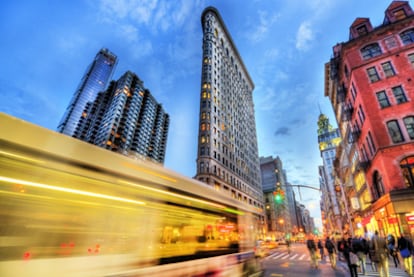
360, 145, 368, 161
366, 131, 376, 156
409, 53, 414, 67
403, 116, 414, 140
376, 90, 390, 108
392, 86, 408, 104
356, 25, 368, 36
387, 120, 404, 143
351, 82, 357, 101
367, 67, 380, 82
384, 36, 398, 49
368, 132, 376, 153
357, 104, 366, 124
393, 8, 407, 20
400, 156, 414, 188
400, 28, 414, 45
361, 43, 382, 59
381, 61, 395, 77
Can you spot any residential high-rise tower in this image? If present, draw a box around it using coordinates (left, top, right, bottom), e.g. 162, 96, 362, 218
75, 71, 169, 164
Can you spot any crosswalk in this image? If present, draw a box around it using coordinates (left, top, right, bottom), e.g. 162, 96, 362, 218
359, 263, 410, 276
265, 252, 410, 276
265, 251, 310, 261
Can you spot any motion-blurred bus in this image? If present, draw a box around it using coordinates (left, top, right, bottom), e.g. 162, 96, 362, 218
0, 113, 261, 276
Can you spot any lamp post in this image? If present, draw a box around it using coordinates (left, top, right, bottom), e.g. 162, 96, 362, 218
279, 218, 285, 237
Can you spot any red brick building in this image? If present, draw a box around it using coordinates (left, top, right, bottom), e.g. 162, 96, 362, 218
325, 1, 414, 238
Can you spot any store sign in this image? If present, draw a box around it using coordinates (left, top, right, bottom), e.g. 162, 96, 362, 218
351, 197, 360, 210
362, 216, 372, 225
388, 217, 398, 224
406, 214, 414, 223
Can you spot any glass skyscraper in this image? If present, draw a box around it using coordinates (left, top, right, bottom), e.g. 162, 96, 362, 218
57, 48, 118, 136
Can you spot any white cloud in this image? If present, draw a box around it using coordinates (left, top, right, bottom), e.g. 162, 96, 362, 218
264, 48, 280, 60
254, 87, 277, 111
296, 21, 314, 51
98, 0, 132, 20
249, 10, 281, 43
130, 0, 158, 24
98, 0, 200, 33
57, 34, 88, 54
118, 24, 139, 42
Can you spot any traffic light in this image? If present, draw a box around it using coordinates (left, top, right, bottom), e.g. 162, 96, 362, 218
275, 192, 282, 203
273, 189, 284, 204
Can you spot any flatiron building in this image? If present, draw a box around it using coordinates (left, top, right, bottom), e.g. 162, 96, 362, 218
195, 7, 263, 214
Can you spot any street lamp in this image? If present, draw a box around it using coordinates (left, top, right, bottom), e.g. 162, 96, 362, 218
279, 218, 285, 237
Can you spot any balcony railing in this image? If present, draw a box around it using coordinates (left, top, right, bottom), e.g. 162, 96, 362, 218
330, 57, 340, 82
336, 83, 347, 104
356, 159, 371, 171
341, 103, 354, 121
348, 129, 361, 143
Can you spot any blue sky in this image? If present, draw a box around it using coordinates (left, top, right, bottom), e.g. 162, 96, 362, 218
0, 0, 400, 227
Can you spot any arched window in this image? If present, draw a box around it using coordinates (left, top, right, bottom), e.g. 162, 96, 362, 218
400, 28, 414, 45
400, 156, 414, 188
387, 120, 404, 143
372, 171, 385, 200
361, 43, 382, 59
403, 116, 414, 139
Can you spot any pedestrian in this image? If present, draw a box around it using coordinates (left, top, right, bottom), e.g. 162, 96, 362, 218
286, 238, 291, 254
367, 238, 377, 271
317, 238, 324, 261
337, 236, 346, 262
306, 234, 318, 269
352, 236, 367, 275
397, 233, 413, 276
373, 230, 389, 277
325, 236, 337, 269
338, 233, 358, 277
387, 233, 400, 268
347, 237, 359, 277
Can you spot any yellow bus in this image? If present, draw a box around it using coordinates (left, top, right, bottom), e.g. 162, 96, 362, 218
0, 113, 261, 276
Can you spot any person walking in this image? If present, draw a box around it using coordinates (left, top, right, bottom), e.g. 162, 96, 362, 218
352, 236, 367, 275
347, 238, 360, 277
387, 234, 400, 268
367, 237, 377, 271
318, 238, 325, 261
397, 233, 413, 276
373, 231, 389, 277
286, 238, 291, 255
306, 235, 318, 269
325, 236, 337, 269
338, 234, 358, 277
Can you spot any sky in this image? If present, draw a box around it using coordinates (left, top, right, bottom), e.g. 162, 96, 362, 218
0, 0, 402, 228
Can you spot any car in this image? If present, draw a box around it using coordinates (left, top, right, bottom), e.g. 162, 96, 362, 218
254, 240, 269, 257
276, 239, 287, 245
264, 240, 278, 249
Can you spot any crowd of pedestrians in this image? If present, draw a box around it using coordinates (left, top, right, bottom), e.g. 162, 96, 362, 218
306, 231, 414, 276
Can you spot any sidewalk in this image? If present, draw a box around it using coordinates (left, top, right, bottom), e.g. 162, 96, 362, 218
336, 253, 412, 276
363, 261, 409, 276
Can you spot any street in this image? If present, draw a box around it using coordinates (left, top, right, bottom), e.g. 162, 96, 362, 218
259, 243, 411, 277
